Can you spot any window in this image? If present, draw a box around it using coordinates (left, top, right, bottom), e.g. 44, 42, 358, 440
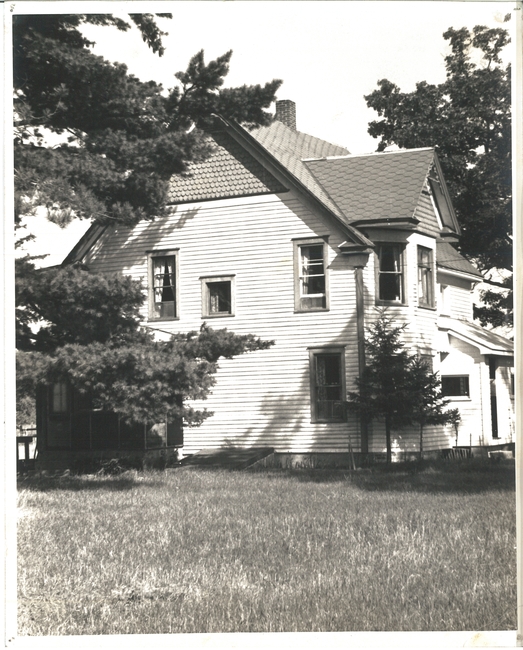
441, 375, 470, 397
201, 276, 235, 317
50, 382, 69, 414
294, 239, 329, 311
309, 348, 346, 422
148, 251, 178, 320
376, 244, 405, 304
417, 246, 434, 308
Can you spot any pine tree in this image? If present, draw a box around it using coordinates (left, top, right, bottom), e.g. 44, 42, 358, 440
14, 14, 279, 426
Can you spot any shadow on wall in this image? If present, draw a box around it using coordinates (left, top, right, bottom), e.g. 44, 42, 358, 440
210, 269, 366, 456
87, 206, 201, 273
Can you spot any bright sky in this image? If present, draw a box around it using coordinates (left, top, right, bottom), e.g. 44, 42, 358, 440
14, 0, 514, 266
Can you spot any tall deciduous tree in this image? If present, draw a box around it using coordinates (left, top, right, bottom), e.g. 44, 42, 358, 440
14, 14, 279, 425
365, 23, 512, 327
347, 312, 456, 463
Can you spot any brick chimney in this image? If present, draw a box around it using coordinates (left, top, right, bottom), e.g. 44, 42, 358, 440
275, 100, 297, 130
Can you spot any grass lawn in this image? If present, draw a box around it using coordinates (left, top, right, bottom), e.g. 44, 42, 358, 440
17, 459, 516, 635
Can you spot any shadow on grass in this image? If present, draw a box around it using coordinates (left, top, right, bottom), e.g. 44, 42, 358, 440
247, 459, 516, 495
16, 471, 166, 492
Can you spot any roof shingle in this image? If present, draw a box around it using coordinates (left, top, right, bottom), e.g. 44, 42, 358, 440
304, 148, 435, 224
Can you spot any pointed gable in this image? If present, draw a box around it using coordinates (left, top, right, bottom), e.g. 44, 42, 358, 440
304, 148, 435, 225
167, 130, 287, 204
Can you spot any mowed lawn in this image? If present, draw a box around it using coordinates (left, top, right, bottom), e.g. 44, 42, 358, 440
17, 461, 516, 635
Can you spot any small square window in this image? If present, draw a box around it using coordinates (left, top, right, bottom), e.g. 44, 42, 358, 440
201, 276, 235, 317
376, 244, 405, 304
148, 251, 179, 320
441, 375, 470, 397
294, 239, 329, 311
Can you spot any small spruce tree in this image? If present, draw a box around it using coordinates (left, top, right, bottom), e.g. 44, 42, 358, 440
347, 311, 457, 463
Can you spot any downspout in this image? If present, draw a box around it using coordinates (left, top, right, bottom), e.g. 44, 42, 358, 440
355, 265, 369, 455
341, 244, 373, 458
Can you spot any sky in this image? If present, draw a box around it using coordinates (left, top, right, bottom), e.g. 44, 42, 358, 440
13, 0, 514, 266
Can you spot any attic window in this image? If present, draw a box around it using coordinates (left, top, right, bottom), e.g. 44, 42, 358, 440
294, 239, 329, 311
148, 251, 179, 320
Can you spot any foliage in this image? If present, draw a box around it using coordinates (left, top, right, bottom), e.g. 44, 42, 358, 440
408, 356, 460, 458
365, 23, 512, 325
347, 311, 457, 462
14, 14, 282, 227
14, 14, 279, 425
16, 263, 273, 426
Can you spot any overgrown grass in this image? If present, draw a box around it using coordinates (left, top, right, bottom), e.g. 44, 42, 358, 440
17, 460, 516, 635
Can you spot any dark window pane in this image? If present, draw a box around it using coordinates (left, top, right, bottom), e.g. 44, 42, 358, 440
379, 273, 401, 301
315, 354, 344, 421
441, 376, 469, 397
208, 281, 232, 314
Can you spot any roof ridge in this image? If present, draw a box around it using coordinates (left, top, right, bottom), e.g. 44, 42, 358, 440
302, 146, 434, 162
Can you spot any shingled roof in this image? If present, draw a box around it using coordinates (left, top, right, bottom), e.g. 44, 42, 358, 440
436, 241, 482, 279
304, 148, 436, 224
167, 130, 287, 204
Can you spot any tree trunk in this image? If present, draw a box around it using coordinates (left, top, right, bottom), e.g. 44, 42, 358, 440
419, 423, 424, 461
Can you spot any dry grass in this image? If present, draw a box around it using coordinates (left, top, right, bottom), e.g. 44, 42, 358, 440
17, 460, 516, 635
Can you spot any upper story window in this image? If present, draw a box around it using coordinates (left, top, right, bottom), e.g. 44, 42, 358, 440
376, 244, 405, 304
148, 250, 179, 320
309, 348, 346, 422
201, 276, 235, 317
417, 246, 435, 308
294, 239, 329, 312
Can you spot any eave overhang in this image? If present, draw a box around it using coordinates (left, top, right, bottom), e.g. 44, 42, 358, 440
437, 265, 483, 284
349, 216, 420, 231
438, 316, 514, 357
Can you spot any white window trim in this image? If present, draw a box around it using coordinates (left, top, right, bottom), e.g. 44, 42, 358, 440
293, 237, 330, 312
200, 275, 236, 318
147, 249, 180, 321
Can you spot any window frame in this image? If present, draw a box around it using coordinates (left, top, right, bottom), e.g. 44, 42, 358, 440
375, 243, 406, 306
200, 275, 236, 318
441, 375, 470, 398
417, 245, 435, 309
294, 237, 330, 312
309, 347, 346, 423
147, 250, 180, 321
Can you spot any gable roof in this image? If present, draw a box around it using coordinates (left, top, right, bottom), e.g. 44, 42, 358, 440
436, 241, 482, 280
303, 148, 436, 224
167, 129, 287, 204
439, 316, 513, 356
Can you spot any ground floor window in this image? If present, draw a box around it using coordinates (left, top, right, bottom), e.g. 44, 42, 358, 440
309, 348, 346, 422
441, 375, 470, 397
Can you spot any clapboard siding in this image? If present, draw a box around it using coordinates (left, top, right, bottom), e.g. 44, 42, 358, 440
413, 188, 441, 238
86, 191, 364, 454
